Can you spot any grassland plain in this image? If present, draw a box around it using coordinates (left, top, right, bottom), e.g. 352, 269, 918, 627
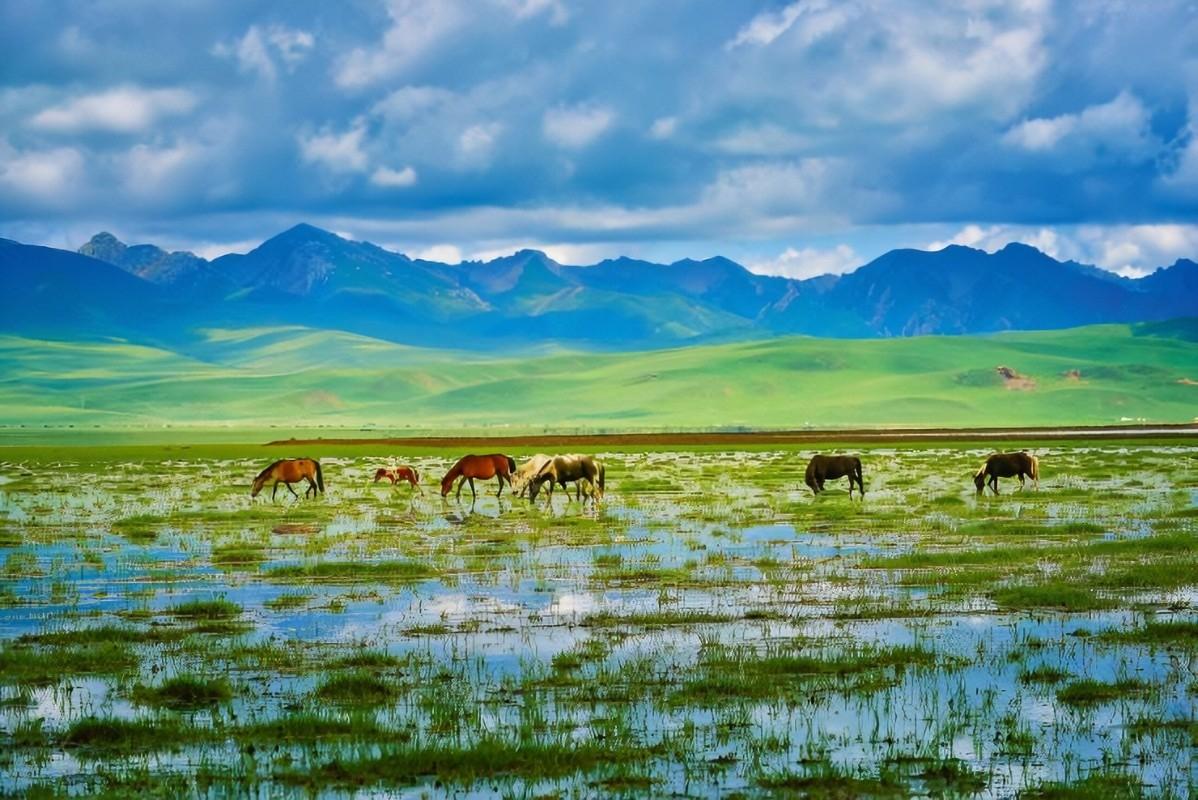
1, 319, 1196, 431
0, 440, 1196, 797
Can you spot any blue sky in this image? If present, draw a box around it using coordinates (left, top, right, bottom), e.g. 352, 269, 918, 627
2, 1, 1197, 277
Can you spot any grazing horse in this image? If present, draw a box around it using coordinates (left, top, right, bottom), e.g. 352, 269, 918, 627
511, 454, 552, 498
529, 455, 605, 504
974, 451, 1039, 495
373, 466, 421, 492
805, 454, 864, 498
440, 454, 517, 501
252, 458, 324, 501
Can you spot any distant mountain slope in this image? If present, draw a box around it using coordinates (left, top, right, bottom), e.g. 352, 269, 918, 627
1, 322, 1194, 429
1, 224, 1194, 350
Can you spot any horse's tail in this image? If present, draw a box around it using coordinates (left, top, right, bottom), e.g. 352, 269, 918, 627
1030, 454, 1039, 483
855, 458, 864, 492
314, 460, 324, 494
598, 462, 605, 495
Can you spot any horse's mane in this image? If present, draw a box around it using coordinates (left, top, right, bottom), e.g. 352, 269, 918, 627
974, 461, 988, 478
256, 459, 285, 481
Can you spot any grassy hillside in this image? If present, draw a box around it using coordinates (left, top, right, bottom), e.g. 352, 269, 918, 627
1, 322, 1195, 431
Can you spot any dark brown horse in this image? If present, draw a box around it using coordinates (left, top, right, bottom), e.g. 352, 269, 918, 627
805, 454, 864, 498
529, 454, 605, 504
440, 454, 517, 501
374, 466, 421, 492
252, 458, 324, 500
974, 451, 1039, 495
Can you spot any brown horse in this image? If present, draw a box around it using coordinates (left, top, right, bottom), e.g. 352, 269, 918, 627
805, 454, 864, 498
974, 451, 1039, 495
252, 458, 324, 501
440, 454, 517, 501
374, 466, 421, 492
529, 455, 605, 504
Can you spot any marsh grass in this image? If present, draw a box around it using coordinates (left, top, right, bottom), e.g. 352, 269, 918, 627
0, 641, 138, 685
314, 671, 400, 705
1056, 678, 1152, 706
265, 559, 435, 583
131, 675, 233, 709
276, 736, 653, 788
168, 598, 242, 620
61, 715, 204, 754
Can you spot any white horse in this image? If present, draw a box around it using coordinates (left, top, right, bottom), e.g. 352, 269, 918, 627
511, 454, 553, 498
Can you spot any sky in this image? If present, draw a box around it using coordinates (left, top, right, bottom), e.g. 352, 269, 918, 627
2, 0, 1198, 278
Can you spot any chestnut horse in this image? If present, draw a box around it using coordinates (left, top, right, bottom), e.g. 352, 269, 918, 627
252, 458, 324, 501
974, 451, 1039, 495
805, 454, 864, 498
440, 454, 517, 501
374, 466, 421, 492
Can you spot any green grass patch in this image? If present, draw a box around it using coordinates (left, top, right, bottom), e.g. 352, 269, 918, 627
266, 560, 436, 583
993, 582, 1113, 612
131, 675, 233, 709
314, 671, 400, 705
1056, 678, 1152, 706
168, 598, 242, 620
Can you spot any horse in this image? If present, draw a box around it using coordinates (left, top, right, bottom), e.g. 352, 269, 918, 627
974, 451, 1039, 495
511, 454, 552, 498
373, 466, 421, 493
529, 455, 605, 504
440, 454, 517, 501
252, 458, 324, 501
805, 454, 864, 498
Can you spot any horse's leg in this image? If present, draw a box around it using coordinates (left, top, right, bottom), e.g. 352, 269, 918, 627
496, 473, 505, 498
286, 481, 299, 499
469, 477, 477, 502
271, 481, 279, 501
456, 476, 466, 501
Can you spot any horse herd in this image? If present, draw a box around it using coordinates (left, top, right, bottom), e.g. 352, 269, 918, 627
250, 450, 1041, 503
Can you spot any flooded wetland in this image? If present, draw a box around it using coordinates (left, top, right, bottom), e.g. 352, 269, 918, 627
0, 442, 1195, 798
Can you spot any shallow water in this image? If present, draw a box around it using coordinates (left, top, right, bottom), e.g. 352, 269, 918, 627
0, 445, 1195, 797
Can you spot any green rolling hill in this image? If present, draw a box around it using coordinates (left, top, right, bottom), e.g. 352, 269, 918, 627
1, 321, 1195, 432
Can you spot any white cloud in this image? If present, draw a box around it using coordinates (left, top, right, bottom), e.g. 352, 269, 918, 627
412, 244, 463, 263
0, 141, 85, 204
370, 165, 418, 187
371, 85, 455, 121
747, 244, 859, 279
542, 104, 614, 149
727, 1, 812, 49
456, 122, 502, 168
714, 123, 808, 155
122, 141, 203, 199
649, 116, 677, 140
215, 25, 314, 83
1002, 91, 1158, 164
497, 0, 568, 25
267, 26, 315, 66
335, 1, 464, 89
298, 125, 369, 173
30, 86, 196, 133
927, 222, 1198, 276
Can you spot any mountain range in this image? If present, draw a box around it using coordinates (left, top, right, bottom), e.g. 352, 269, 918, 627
2, 223, 1195, 351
